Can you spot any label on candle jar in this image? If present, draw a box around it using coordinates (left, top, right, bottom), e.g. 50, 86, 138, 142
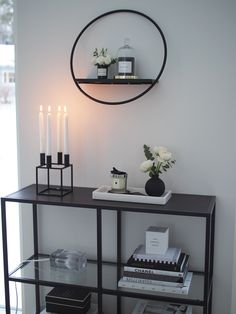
118, 57, 135, 75
97, 67, 107, 77
112, 177, 126, 190
118, 61, 132, 74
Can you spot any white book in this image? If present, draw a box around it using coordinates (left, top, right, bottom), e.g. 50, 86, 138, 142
131, 300, 192, 314
133, 244, 181, 263
118, 272, 193, 295
122, 276, 184, 288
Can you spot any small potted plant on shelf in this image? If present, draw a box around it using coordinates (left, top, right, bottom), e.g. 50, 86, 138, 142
92, 48, 117, 79
140, 144, 176, 196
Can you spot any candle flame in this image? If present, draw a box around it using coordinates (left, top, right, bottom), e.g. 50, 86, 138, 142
48, 105, 51, 113
58, 105, 61, 112
64, 105, 67, 113
40, 105, 43, 112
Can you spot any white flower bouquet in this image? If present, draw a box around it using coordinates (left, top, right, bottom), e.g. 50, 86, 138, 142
140, 144, 176, 177
92, 48, 117, 67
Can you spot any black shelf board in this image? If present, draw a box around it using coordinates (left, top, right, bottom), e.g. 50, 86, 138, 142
76, 78, 156, 85
2, 184, 216, 217
2, 184, 215, 217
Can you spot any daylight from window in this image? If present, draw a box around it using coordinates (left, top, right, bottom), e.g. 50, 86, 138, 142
0, 0, 21, 312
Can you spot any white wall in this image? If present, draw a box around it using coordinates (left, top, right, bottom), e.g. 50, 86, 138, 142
232, 214, 236, 313
15, 0, 236, 313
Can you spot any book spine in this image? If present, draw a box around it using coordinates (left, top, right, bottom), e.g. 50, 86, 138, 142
123, 266, 186, 278
122, 276, 184, 288
123, 271, 186, 283
127, 262, 180, 272
118, 278, 189, 295
127, 253, 189, 272
133, 246, 181, 263
133, 257, 177, 264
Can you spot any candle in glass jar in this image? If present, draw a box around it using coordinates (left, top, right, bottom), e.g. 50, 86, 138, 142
57, 106, 62, 152
63, 106, 69, 154
46, 105, 52, 155
39, 105, 45, 153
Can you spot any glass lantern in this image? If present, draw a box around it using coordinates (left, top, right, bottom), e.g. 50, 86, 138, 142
116, 38, 137, 79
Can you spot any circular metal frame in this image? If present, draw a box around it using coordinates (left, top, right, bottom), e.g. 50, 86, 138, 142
70, 9, 167, 105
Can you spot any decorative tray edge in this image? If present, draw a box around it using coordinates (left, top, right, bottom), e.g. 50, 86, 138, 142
92, 186, 171, 205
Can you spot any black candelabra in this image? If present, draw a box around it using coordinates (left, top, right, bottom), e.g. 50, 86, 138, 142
36, 152, 73, 196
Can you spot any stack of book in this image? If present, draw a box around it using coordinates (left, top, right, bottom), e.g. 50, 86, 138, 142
118, 244, 192, 295
132, 300, 192, 314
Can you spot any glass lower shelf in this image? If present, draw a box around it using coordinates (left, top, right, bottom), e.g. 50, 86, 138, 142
9, 254, 207, 303
9, 254, 97, 288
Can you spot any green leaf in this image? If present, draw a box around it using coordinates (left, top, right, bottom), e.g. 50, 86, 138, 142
143, 144, 154, 160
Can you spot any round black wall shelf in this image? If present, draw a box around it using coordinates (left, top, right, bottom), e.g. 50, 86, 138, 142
70, 9, 167, 105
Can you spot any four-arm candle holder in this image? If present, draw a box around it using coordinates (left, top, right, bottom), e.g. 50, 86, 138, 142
36, 152, 73, 196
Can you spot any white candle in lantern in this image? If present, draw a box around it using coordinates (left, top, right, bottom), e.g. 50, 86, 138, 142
63, 106, 69, 154
46, 105, 52, 155
57, 106, 62, 152
39, 105, 45, 153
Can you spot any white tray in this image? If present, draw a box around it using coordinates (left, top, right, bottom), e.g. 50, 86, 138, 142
92, 186, 171, 205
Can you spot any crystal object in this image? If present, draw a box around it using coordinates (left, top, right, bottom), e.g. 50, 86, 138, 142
50, 249, 87, 271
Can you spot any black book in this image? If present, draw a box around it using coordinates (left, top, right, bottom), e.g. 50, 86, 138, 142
45, 286, 91, 308
124, 254, 189, 282
46, 301, 90, 314
127, 252, 188, 272
123, 269, 188, 283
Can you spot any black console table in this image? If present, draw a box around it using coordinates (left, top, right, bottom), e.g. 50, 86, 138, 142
1, 184, 215, 313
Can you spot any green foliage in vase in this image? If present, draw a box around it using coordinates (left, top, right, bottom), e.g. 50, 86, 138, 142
140, 144, 176, 177
92, 48, 117, 66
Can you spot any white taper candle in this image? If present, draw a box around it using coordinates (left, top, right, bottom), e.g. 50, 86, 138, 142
63, 106, 69, 154
39, 105, 45, 153
57, 106, 62, 152
46, 105, 52, 155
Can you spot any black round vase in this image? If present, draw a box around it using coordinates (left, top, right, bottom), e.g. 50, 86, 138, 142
145, 175, 165, 196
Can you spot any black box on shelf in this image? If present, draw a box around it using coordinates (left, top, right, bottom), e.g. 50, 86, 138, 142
45, 286, 91, 314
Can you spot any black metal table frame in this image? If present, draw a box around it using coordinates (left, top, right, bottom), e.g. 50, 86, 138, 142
1, 185, 215, 314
